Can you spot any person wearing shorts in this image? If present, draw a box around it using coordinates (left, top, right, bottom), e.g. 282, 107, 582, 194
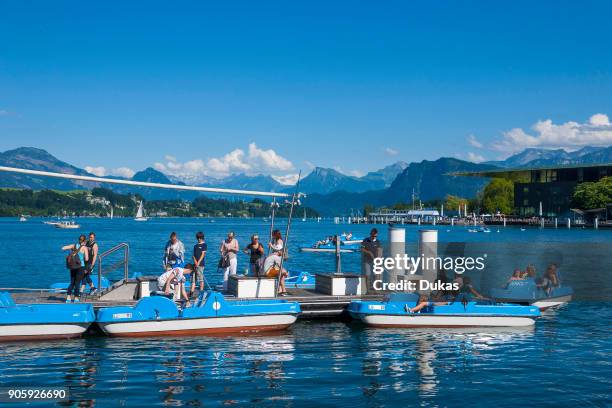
191, 231, 207, 296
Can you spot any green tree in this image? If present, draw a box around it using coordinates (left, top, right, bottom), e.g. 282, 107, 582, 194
363, 204, 375, 216
572, 177, 612, 209
481, 178, 514, 214
444, 195, 468, 211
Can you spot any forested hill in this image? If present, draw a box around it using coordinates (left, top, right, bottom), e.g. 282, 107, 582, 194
0, 188, 319, 218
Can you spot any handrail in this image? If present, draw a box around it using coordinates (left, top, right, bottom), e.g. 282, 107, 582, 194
97, 243, 129, 291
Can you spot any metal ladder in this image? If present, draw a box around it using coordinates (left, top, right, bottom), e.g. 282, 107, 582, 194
96, 243, 129, 292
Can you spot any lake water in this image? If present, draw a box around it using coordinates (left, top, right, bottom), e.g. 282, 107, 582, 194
0, 217, 610, 407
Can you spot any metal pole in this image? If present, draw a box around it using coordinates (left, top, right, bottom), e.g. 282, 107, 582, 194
335, 234, 341, 274
97, 256, 102, 293
267, 197, 277, 256
125, 245, 129, 281
0, 166, 289, 198
278, 171, 302, 293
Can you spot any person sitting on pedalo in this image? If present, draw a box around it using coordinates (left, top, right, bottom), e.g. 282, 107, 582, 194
407, 294, 450, 313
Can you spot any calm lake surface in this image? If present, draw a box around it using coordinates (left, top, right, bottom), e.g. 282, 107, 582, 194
0, 217, 610, 407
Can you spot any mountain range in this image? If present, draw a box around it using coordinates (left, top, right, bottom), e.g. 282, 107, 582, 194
485, 146, 612, 168
0, 145, 610, 215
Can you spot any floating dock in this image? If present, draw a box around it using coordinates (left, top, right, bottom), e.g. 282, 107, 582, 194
10, 287, 383, 319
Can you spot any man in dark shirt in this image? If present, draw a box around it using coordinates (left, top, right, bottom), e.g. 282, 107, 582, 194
191, 231, 207, 296
244, 234, 265, 276
361, 228, 381, 260
361, 228, 382, 289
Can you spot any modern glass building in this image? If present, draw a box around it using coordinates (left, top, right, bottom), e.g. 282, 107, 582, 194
460, 163, 612, 217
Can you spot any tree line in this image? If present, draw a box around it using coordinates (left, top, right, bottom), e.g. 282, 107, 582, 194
0, 187, 319, 218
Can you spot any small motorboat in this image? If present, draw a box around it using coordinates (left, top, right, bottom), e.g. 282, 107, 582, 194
348, 293, 540, 328
285, 270, 315, 289
0, 292, 95, 341
299, 245, 357, 253
96, 291, 300, 337
55, 221, 80, 229
300, 238, 361, 253
18, 215, 27, 222
467, 227, 490, 233
490, 279, 573, 310
340, 233, 364, 245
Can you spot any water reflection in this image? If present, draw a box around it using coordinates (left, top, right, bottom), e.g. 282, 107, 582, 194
0, 305, 609, 407
356, 325, 536, 402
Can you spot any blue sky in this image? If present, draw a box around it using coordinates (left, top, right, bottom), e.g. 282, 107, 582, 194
1, 1, 611, 182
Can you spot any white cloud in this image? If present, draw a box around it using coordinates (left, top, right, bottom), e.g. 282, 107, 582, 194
85, 166, 135, 178
85, 166, 107, 177
0, 110, 9, 116
112, 167, 135, 178
153, 143, 294, 182
248, 143, 293, 171
349, 169, 365, 177
467, 152, 485, 163
467, 134, 483, 149
304, 161, 315, 170
272, 173, 300, 185
207, 148, 250, 174
492, 113, 612, 153
589, 113, 610, 126
384, 147, 399, 156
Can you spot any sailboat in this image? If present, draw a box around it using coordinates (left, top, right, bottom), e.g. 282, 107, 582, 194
302, 209, 306, 222
134, 201, 148, 222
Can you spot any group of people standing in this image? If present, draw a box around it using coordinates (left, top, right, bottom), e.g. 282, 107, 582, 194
61, 232, 99, 303
159, 229, 290, 298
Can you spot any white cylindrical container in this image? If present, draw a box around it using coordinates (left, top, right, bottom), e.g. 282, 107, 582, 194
387, 227, 406, 288
418, 229, 438, 294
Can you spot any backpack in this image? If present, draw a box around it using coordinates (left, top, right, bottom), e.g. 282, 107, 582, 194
66, 245, 82, 270
218, 254, 230, 269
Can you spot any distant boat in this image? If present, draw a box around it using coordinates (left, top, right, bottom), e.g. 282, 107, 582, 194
109, 206, 114, 219
55, 221, 80, 229
134, 201, 148, 222
18, 215, 27, 222
302, 209, 306, 222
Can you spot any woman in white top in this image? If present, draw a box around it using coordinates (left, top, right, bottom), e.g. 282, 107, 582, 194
265, 229, 289, 296
220, 231, 239, 290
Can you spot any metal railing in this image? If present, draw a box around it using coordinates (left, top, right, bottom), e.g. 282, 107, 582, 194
97, 243, 129, 291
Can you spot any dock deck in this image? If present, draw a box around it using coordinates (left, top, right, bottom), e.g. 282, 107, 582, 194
11, 288, 383, 318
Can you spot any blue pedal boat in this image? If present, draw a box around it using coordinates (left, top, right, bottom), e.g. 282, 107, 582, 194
0, 292, 95, 341
285, 270, 315, 289
490, 279, 573, 310
348, 293, 541, 328
96, 291, 301, 337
